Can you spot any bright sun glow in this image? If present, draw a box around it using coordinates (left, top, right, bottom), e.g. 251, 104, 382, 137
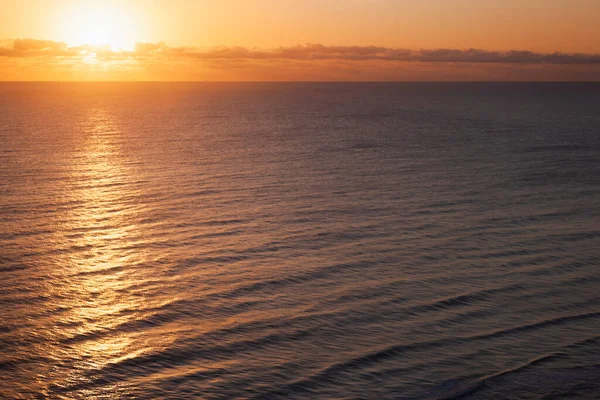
62, 3, 139, 50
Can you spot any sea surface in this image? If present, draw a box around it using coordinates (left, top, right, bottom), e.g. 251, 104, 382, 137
1, 82, 599, 399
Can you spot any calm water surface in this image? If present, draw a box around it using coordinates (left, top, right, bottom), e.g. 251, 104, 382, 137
1, 82, 599, 399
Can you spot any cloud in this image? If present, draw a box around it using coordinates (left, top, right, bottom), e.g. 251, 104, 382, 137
145, 43, 600, 65
0, 39, 77, 57
2, 39, 600, 81
2, 39, 600, 65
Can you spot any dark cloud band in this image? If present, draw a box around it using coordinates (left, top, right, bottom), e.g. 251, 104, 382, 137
2, 39, 600, 65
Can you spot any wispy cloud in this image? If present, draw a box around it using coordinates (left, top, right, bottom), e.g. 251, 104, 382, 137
2, 39, 600, 65
2, 39, 600, 81
0, 39, 71, 57
179, 45, 600, 65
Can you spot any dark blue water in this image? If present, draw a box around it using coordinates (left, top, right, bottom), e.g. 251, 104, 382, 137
1, 82, 599, 399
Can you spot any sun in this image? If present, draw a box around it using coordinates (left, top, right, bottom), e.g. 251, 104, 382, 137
61, 3, 139, 51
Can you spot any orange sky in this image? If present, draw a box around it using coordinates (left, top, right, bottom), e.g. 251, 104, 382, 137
1, 0, 600, 81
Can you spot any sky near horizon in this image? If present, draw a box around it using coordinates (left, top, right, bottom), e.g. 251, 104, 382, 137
1, 0, 600, 81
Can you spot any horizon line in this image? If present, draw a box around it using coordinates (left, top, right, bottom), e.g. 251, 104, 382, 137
1, 80, 600, 84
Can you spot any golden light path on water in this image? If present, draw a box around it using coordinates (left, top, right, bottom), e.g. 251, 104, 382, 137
37, 107, 179, 397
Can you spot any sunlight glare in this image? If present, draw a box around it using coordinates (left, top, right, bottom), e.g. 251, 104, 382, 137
63, 3, 139, 50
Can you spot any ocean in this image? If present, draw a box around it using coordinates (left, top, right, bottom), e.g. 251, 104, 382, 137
1, 82, 599, 399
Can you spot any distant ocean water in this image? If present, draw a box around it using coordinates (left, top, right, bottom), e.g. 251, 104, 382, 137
1, 82, 599, 399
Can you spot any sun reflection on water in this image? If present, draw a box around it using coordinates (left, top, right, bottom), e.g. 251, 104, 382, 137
37, 107, 171, 396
